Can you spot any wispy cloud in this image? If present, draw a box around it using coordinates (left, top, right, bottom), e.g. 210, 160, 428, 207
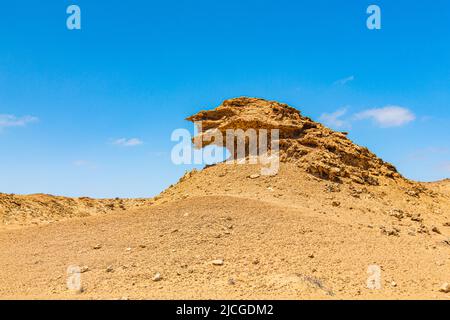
320, 105, 416, 130
354, 106, 415, 127
113, 138, 143, 147
319, 108, 350, 129
333, 75, 354, 86
73, 160, 97, 170
0, 114, 38, 129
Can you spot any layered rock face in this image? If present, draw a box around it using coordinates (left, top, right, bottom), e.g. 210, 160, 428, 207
187, 97, 401, 185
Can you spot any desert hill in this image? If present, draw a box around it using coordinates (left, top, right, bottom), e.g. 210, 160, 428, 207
0, 193, 153, 229
0, 97, 449, 299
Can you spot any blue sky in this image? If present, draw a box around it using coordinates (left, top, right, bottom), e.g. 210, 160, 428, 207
0, 0, 449, 198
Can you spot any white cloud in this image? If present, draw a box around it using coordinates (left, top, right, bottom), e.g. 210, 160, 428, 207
333, 75, 354, 86
113, 138, 143, 147
354, 106, 415, 127
319, 108, 350, 129
73, 160, 97, 170
0, 114, 38, 129
73, 160, 89, 167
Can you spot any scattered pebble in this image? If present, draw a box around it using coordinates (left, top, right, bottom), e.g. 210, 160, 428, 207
80, 266, 89, 273
439, 283, 450, 293
152, 272, 162, 282
410, 213, 422, 222
106, 265, 114, 273
228, 278, 236, 285
331, 201, 340, 207
431, 226, 441, 234
380, 225, 400, 236
93, 244, 102, 250
211, 259, 224, 266
391, 281, 397, 287
389, 209, 404, 220
249, 174, 260, 179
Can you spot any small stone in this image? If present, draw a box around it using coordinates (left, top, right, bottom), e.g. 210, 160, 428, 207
249, 174, 260, 179
93, 244, 102, 250
431, 226, 441, 234
139, 244, 146, 248
252, 259, 260, 265
406, 190, 419, 197
152, 272, 162, 282
308, 253, 315, 259
211, 259, 224, 266
443, 222, 450, 227
80, 266, 89, 273
439, 283, 450, 293
106, 265, 114, 273
331, 201, 340, 207
125, 247, 132, 252
391, 281, 397, 287
389, 209, 404, 220
228, 278, 236, 285
380, 226, 400, 236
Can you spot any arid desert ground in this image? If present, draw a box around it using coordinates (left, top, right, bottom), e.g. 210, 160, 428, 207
1, 98, 449, 299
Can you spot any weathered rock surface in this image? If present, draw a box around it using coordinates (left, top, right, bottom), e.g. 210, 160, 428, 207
187, 97, 400, 185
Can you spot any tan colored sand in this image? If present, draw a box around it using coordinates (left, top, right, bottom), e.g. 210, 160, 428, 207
0, 163, 449, 299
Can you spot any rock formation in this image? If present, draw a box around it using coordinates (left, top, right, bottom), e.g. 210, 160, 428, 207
187, 97, 401, 185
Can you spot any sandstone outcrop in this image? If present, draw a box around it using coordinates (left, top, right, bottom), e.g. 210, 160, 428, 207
187, 97, 401, 185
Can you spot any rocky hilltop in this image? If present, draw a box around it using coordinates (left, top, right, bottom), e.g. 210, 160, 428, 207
187, 97, 400, 185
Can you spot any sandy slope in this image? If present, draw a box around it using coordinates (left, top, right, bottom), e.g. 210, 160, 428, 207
0, 163, 449, 299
